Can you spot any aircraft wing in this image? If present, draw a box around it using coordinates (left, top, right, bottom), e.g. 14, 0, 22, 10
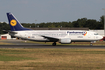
41, 35, 59, 42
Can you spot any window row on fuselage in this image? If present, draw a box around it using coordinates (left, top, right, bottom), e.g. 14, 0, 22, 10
32, 33, 67, 36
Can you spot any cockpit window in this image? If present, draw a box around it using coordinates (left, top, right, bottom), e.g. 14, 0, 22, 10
94, 33, 98, 35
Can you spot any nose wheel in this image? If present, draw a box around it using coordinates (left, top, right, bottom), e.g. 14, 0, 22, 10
90, 41, 95, 46
52, 42, 56, 46
90, 42, 93, 46
90, 43, 93, 46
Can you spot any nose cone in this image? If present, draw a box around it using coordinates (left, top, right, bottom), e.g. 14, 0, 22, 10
99, 35, 103, 40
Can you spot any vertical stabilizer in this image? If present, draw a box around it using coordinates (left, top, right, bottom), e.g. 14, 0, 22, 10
7, 13, 31, 31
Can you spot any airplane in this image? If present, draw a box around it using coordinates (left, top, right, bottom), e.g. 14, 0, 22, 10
6, 12, 103, 46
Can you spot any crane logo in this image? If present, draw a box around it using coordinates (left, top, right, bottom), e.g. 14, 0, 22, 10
10, 19, 17, 26
84, 32, 87, 36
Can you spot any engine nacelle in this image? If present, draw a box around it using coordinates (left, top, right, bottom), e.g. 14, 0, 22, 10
60, 38, 71, 44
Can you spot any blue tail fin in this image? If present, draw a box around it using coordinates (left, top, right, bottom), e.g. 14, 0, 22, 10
7, 12, 31, 31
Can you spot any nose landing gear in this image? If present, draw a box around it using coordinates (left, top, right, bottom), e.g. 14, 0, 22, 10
90, 41, 95, 46
90, 43, 93, 46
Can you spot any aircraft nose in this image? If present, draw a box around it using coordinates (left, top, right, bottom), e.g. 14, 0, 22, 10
99, 35, 103, 40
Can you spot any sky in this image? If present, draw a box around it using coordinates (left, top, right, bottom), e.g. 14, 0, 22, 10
0, 0, 105, 23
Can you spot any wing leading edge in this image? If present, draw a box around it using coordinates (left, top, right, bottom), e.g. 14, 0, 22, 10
41, 35, 59, 42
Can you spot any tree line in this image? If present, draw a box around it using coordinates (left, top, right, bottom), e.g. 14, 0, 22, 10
0, 16, 104, 34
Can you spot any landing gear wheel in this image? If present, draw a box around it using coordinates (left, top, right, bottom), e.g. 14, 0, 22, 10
90, 43, 93, 46
52, 42, 56, 46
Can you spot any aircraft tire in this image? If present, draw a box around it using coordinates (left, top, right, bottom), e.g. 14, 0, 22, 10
90, 43, 93, 46
52, 42, 56, 46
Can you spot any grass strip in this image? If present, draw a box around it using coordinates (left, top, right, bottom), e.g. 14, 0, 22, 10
0, 54, 34, 61
0, 48, 105, 70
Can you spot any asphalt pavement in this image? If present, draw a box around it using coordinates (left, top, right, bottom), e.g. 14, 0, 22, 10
0, 39, 105, 49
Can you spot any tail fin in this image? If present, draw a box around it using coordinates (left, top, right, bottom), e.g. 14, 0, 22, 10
7, 12, 31, 31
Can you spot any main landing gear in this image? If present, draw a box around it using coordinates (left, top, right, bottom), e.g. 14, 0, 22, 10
52, 42, 56, 46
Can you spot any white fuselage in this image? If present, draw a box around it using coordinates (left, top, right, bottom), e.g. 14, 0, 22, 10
11, 30, 103, 42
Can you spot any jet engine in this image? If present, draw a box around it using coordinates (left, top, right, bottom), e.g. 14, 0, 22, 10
60, 38, 71, 44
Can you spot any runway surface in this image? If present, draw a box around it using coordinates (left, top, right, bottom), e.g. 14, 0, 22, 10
0, 45, 105, 49
0, 40, 105, 49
